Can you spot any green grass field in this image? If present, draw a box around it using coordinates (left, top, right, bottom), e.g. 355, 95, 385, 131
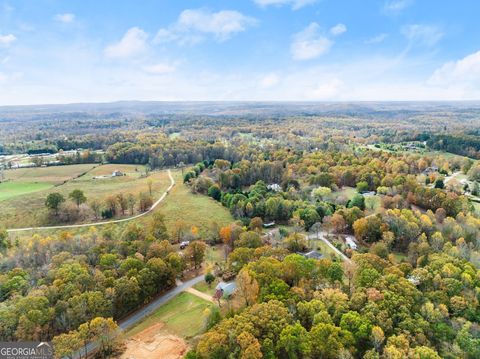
0, 182, 53, 201
6, 168, 235, 246
307, 237, 342, 260
155, 170, 234, 235
0, 163, 167, 228
125, 292, 213, 339
193, 278, 219, 296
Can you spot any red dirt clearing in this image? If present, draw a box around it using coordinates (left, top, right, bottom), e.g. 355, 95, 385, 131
120, 322, 188, 359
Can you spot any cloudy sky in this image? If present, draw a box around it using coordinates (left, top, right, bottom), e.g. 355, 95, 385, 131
0, 0, 479, 105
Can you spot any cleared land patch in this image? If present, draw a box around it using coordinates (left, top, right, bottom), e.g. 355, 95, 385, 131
156, 169, 234, 235
125, 292, 213, 340
121, 322, 188, 359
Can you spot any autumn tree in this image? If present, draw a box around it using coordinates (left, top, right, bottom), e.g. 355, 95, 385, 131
278, 322, 311, 358
52, 330, 82, 359
312, 186, 332, 201
126, 193, 136, 215
138, 192, 153, 212
284, 233, 308, 252
45, 192, 65, 216
236, 268, 259, 306
79, 317, 121, 358
116, 193, 128, 215
186, 240, 207, 269
69, 189, 86, 207
148, 212, 169, 240
90, 199, 102, 219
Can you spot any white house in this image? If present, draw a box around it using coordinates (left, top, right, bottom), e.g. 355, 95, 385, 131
112, 170, 124, 177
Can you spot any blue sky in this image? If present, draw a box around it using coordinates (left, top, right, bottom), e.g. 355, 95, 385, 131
0, 0, 479, 105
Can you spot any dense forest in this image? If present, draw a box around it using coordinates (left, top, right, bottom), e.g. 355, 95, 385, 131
1, 102, 480, 358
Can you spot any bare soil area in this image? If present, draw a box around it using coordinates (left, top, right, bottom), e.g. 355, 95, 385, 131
120, 322, 188, 359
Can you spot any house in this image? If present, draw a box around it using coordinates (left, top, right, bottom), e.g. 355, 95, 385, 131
423, 166, 439, 175
214, 281, 237, 300
112, 170, 124, 177
267, 183, 282, 192
345, 236, 358, 250
404, 143, 417, 150
301, 250, 324, 260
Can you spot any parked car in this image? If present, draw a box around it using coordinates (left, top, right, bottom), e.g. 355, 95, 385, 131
180, 241, 190, 249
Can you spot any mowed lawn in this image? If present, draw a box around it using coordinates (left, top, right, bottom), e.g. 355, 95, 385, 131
0, 182, 53, 201
0, 164, 169, 228
125, 292, 213, 339
155, 169, 234, 235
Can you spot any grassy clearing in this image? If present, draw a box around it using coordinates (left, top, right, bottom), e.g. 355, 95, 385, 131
0, 164, 169, 228
307, 237, 341, 260
155, 170, 234, 236
125, 292, 212, 339
0, 182, 53, 201
193, 279, 219, 296
7, 169, 234, 244
205, 245, 225, 266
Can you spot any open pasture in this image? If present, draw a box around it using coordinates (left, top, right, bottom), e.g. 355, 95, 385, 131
0, 163, 167, 228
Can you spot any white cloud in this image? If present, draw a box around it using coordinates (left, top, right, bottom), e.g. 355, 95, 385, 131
402, 24, 443, 47
308, 78, 343, 99
143, 63, 176, 74
383, 0, 413, 14
254, 0, 317, 10
155, 9, 257, 44
329, 23, 347, 36
0, 34, 16, 47
365, 33, 388, 44
291, 23, 333, 60
259, 73, 280, 88
429, 50, 480, 89
55, 13, 75, 23
104, 27, 148, 59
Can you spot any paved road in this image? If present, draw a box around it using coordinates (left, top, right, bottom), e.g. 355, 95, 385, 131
69, 274, 204, 359
7, 169, 175, 233
307, 231, 352, 263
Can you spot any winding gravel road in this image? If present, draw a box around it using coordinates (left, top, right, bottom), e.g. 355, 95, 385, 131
7, 169, 175, 233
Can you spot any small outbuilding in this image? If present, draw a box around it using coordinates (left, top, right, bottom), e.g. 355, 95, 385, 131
345, 236, 358, 250
214, 281, 237, 300
112, 170, 125, 177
